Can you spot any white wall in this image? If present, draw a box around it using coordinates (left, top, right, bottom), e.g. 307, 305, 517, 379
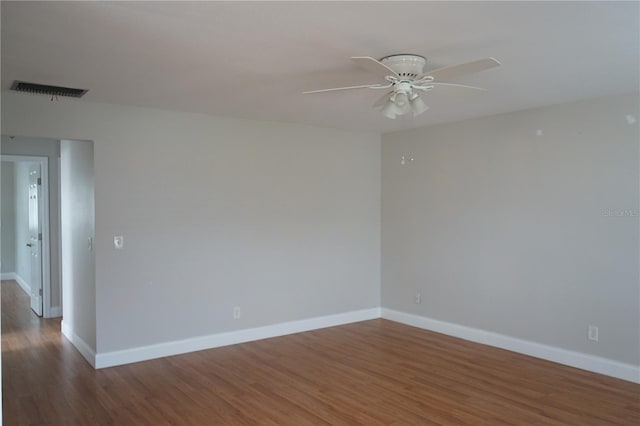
1, 89, 637, 379
382, 94, 640, 366
61, 139, 96, 351
13, 162, 32, 285
1, 137, 61, 311
1, 161, 15, 273
1, 92, 381, 355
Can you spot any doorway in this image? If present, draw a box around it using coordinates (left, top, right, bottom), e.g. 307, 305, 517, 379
1, 155, 51, 317
1, 135, 62, 319
2, 136, 96, 364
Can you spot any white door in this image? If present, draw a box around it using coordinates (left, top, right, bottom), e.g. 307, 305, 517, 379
28, 164, 43, 316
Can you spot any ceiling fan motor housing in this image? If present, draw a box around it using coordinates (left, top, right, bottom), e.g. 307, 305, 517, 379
380, 54, 426, 78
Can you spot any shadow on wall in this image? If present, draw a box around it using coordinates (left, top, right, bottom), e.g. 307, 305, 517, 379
60, 139, 96, 354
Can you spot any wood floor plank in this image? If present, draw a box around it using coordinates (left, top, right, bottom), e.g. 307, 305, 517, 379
2, 279, 639, 425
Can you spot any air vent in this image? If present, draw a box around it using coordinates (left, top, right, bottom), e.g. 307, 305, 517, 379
10, 80, 88, 98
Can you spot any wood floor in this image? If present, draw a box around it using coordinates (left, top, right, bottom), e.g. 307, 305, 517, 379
2, 280, 639, 425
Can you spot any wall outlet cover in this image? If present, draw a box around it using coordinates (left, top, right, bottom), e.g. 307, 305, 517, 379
588, 325, 599, 342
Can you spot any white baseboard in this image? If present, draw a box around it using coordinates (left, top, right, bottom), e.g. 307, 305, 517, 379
95, 307, 381, 369
13, 273, 30, 296
61, 320, 96, 368
0, 272, 15, 279
85, 305, 640, 383
49, 306, 62, 318
0, 272, 16, 281
381, 308, 640, 384
4, 272, 61, 318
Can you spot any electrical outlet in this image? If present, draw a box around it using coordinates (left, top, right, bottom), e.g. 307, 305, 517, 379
401, 155, 415, 166
588, 325, 599, 342
415, 292, 422, 304
233, 306, 241, 319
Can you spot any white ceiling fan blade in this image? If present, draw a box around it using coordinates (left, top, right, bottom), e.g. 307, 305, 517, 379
411, 81, 488, 92
303, 83, 390, 94
417, 57, 501, 81
351, 56, 399, 79
417, 82, 488, 91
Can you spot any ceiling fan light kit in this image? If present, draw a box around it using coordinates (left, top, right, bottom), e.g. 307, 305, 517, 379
304, 54, 500, 120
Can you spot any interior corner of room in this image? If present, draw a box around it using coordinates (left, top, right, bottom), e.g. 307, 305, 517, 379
1, 91, 638, 383
0, 5, 638, 424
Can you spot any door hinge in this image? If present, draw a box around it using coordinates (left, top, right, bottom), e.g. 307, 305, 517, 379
37, 177, 42, 185
39, 288, 43, 296
38, 233, 42, 241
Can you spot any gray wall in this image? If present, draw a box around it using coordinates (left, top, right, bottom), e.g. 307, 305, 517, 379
61, 139, 96, 351
382, 94, 640, 365
1, 92, 381, 354
1, 162, 15, 273
1, 137, 61, 311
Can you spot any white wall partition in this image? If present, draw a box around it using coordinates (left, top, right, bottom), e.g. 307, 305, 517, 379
1, 91, 382, 359
60, 139, 96, 353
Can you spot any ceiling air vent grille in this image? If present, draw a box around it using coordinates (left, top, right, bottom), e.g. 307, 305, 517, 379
10, 80, 88, 98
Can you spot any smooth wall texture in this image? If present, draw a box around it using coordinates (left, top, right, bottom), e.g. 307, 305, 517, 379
1, 92, 381, 353
382, 94, 640, 365
1, 161, 15, 273
61, 139, 96, 351
1, 137, 61, 311
13, 162, 32, 285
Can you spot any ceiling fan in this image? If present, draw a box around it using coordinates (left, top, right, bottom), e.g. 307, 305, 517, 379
304, 54, 501, 119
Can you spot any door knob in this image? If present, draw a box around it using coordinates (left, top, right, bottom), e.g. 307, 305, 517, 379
26, 243, 32, 247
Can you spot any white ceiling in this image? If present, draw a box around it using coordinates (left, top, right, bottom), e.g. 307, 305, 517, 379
2, 1, 638, 133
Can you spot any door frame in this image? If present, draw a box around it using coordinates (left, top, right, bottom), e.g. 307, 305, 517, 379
1, 154, 52, 317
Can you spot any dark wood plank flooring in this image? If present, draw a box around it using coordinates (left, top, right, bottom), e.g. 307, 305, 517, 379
2, 280, 639, 425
